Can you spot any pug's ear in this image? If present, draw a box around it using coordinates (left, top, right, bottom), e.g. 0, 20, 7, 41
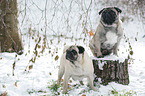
77, 46, 85, 54
114, 7, 122, 13
99, 8, 105, 15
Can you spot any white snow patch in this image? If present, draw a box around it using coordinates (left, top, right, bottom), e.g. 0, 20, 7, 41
92, 54, 126, 62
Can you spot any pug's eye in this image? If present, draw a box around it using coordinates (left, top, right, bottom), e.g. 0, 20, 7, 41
72, 49, 77, 55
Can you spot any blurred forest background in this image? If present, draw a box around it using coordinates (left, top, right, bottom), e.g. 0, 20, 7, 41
17, 0, 145, 58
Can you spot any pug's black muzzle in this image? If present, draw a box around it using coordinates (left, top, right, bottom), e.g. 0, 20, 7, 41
66, 50, 78, 63
102, 9, 117, 25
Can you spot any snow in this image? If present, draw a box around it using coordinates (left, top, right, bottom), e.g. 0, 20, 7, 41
92, 54, 126, 70
0, 0, 145, 96
92, 54, 125, 62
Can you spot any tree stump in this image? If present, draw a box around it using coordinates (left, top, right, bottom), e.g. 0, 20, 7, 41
93, 57, 129, 85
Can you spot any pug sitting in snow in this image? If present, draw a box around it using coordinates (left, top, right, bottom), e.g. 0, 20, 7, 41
89, 7, 123, 57
57, 45, 97, 93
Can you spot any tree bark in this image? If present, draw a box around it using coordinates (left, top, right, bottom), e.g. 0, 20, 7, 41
93, 58, 129, 85
0, 0, 23, 55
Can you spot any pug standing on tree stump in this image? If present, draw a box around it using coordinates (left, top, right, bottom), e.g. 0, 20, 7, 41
89, 7, 123, 57
57, 45, 97, 93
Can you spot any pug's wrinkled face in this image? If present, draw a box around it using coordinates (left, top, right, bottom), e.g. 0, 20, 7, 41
99, 7, 122, 25
65, 46, 85, 64
101, 9, 117, 25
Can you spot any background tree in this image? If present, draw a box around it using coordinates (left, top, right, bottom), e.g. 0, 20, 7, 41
0, 0, 23, 55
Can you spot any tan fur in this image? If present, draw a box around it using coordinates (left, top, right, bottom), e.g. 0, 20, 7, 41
57, 45, 97, 93
89, 17, 123, 57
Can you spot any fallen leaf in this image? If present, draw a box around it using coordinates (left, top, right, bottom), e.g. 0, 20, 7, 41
15, 82, 17, 87
55, 55, 59, 61
89, 30, 94, 36
72, 85, 75, 87
68, 87, 71, 89
38, 45, 41, 48
135, 37, 137, 41
82, 94, 86, 96
18, 58, 20, 60
29, 65, 33, 70
57, 92, 60, 95
2, 85, 6, 88
130, 51, 133, 55
1, 92, 7, 96
69, 80, 72, 83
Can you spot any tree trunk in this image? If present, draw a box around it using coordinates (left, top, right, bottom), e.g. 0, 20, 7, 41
0, 0, 23, 55
93, 58, 129, 85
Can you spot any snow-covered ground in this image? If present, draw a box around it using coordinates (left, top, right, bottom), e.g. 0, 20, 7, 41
0, 0, 145, 96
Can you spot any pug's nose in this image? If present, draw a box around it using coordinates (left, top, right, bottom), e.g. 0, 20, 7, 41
107, 44, 110, 48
